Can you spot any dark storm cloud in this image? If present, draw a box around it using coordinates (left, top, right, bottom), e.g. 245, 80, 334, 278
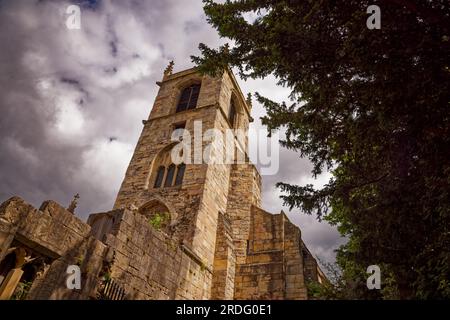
0, 2, 75, 205
0, 0, 344, 264
0, 0, 183, 217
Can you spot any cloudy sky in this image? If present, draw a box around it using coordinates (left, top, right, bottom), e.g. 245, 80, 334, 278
0, 0, 345, 264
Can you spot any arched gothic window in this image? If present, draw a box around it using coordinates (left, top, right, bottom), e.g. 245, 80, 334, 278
154, 166, 165, 188
164, 164, 176, 187
175, 163, 186, 186
139, 200, 172, 234
150, 145, 187, 188
176, 84, 201, 112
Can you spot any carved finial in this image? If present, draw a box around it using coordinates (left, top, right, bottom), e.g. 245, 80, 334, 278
164, 60, 174, 78
246, 92, 252, 107
67, 193, 80, 214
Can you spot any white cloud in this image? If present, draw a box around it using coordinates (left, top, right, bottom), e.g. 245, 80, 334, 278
81, 139, 133, 194
54, 96, 85, 136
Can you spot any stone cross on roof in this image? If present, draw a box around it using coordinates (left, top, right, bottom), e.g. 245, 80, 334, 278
67, 193, 80, 214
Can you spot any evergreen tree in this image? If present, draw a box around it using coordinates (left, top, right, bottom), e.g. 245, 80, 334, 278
193, 0, 450, 299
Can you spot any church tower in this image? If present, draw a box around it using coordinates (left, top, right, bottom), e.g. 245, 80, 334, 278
113, 62, 259, 298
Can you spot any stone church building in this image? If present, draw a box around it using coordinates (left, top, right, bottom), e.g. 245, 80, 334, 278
0, 64, 326, 300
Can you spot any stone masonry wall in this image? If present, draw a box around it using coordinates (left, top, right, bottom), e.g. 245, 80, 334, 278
302, 242, 321, 284
0, 197, 106, 300
226, 164, 262, 265
234, 206, 308, 300
88, 208, 212, 299
283, 216, 309, 299
211, 212, 235, 299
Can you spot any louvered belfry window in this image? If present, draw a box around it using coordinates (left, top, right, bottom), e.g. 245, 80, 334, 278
176, 84, 201, 112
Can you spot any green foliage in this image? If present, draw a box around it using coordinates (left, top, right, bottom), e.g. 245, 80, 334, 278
11, 281, 33, 300
148, 212, 170, 230
307, 259, 382, 300
194, 0, 450, 299
103, 272, 111, 282
309, 259, 404, 300
306, 280, 324, 299
76, 255, 84, 267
